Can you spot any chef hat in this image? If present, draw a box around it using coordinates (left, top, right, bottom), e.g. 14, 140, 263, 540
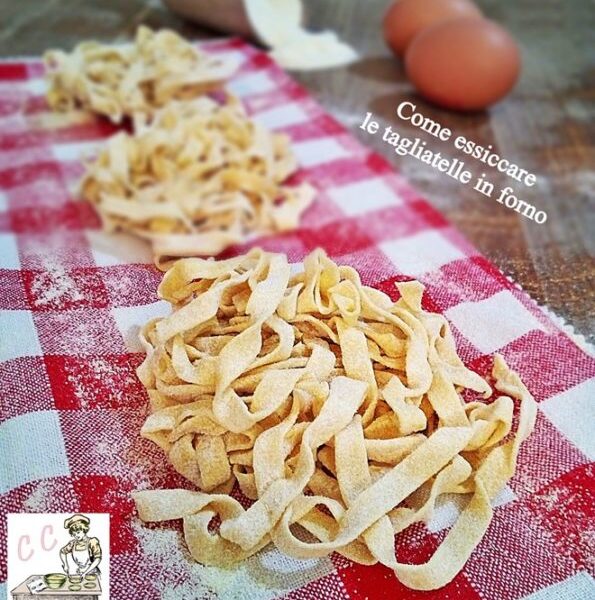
64, 514, 90, 529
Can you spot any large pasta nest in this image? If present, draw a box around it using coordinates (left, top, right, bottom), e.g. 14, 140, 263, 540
134, 248, 536, 590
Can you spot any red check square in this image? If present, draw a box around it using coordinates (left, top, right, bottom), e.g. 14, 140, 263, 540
9, 201, 100, 233
0, 269, 28, 309
500, 330, 595, 402
284, 572, 350, 600
45, 353, 146, 410
420, 256, 513, 312
299, 156, 378, 189
23, 267, 110, 311
73, 475, 139, 555
509, 412, 590, 497
0, 356, 54, 423
0, 62, 28, 80
299, 217, 374, 257
524, 463, 594, 573
346, 204, 428, 246
100, 265, 161, 308
337, 524, 480, 600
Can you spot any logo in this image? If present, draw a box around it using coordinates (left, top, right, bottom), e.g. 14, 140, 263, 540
7, 513, 110, 598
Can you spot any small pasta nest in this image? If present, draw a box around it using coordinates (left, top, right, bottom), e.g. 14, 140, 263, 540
134, 248, 536, 591
44, 26, 235, 122
80, 97, 315, 268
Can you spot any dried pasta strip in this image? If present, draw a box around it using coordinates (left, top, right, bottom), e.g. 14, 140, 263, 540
133, 489, 267, 566
335, 416, 395, 563
195, 435, 231, 491
393, 477, 492, 590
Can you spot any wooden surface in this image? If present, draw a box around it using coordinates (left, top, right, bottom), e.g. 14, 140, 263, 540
0, 0, 592, 344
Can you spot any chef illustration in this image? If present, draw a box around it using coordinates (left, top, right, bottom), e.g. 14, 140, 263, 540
59, 514, 102, 578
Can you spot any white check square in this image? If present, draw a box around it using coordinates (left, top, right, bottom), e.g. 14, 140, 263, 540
112, 301, 171, 351
26, 77, 47, 95
329, 178, 400, 216
380, 230, 464, 277
0, 411, 69, 493
216, 50, 246, 70
254, 103, 309, 129
228, 71, 275, 97
52, 140, 101, 162
0, 147, 48, 171
446, 291, 544, 354
86, 230, 153, 267
521, 572, 595, 600
541, 378, 595, 460
0, 310, 42, 361
293, 138, 349, 167
0, 232, 20, 268
427, 485, 515, 533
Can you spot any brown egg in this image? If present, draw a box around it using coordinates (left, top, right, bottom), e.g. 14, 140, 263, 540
383, 0, 482, 57
405, 18, 521, 111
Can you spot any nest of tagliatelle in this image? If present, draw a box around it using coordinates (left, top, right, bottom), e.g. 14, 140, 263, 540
44, 26, 235, 122
80, 97, 314, 268
133, 248, 536, 591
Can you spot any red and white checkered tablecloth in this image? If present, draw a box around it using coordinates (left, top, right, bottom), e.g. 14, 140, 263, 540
0, 38, 593, 600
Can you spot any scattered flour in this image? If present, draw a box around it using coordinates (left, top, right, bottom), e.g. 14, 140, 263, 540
131, 520, 216, 600
66, 357, 139, 409
23, 480, 55, 512
130, 517, 329, 599
30, 261, 84, 309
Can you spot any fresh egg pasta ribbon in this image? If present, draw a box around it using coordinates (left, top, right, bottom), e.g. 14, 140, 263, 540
44, 26, 235, 122
80, 97, 314, 267
133, 248, 536, 590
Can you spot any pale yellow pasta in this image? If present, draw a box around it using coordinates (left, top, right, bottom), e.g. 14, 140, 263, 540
133, 248, 536, 590
44, 26, 235, 122
80, 97, 314, 268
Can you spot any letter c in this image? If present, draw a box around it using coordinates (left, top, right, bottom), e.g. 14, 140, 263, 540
41, 525, 57, 552
397, 101, 416, 121
18, 535, 33, 561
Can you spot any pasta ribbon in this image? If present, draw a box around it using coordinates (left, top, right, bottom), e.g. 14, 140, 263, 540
133, 249, 536, 590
